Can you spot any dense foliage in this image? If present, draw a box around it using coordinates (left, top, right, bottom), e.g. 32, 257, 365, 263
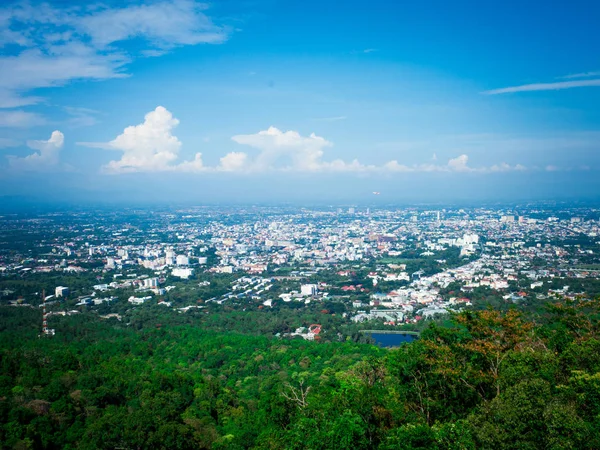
2, 299, 600, 449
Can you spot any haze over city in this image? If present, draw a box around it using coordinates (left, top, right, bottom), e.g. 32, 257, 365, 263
1, 0, 600, 203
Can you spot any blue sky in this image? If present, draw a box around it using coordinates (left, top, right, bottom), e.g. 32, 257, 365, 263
1, 0, 599, 203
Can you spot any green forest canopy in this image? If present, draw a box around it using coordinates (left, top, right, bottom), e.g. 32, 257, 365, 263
2, 298, 600, 449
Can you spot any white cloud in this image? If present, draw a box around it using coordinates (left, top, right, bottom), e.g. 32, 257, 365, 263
0, 0, 228, 110
383, 160, 413, 172
174, 153, 206, 173
0, 46, 128, 92
0, 110, 46, 127
384, 154, 525, 174
232, 127, 334, 172
321, 158, 376, 173
79, 109, 530, 176
77, 0, 227, 49
0, 89, 42, 108
447, 154, 471, 172
483, 78, 600, 95
559, 71, 600, 80
78, 106, 205, 174
218, 152, 248, 172
230, 127, 526, 174
6, 130, 65, 171
63, 106, 100, 128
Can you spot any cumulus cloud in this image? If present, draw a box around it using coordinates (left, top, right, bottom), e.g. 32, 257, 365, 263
78, 108, 529, 175
0, 0, 229, 112
490, 162, 526, 172
231, 127, 334, 172
320, 158, 376, 173
229, 127, 525, 174
174, 153, 206, 173
229, 126, 382, 173
447, 154, 470, 172
384, 154, 525, 174
6, 130, 65, 171
78, 106, 205, 174
218, 152, 248, 172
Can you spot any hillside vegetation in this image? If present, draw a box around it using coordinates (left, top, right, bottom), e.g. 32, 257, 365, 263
1, 299, 600, 449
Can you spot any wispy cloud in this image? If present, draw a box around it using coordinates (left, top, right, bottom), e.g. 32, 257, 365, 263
0, 110, 46, 127
63, 106, 101, 128
559, 71, 600, 80
350, 48, 378, 55
483, 78, 600, 95
0, 0, 230, 115
0, 138, 20, 148
312, 116, 347, 122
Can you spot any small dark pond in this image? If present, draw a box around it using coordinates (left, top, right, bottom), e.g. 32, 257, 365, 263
371, 333, 418, 348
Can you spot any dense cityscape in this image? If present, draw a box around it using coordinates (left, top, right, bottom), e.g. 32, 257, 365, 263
2, 205, 600, 340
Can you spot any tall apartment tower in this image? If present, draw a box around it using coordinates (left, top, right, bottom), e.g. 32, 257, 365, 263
41, 291, 55, 337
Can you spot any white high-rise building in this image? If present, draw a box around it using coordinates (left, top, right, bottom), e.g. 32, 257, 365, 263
172, 267, 194, 279
463, 233, 479, 245
106, 257, 116, 269
176, 255, 189, 266
301, 284, 318, 296
144, 278, 159, 288
55, 286, 69, 297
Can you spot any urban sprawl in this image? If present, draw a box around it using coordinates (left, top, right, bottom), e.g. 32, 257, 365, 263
2, 205, 599, 340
